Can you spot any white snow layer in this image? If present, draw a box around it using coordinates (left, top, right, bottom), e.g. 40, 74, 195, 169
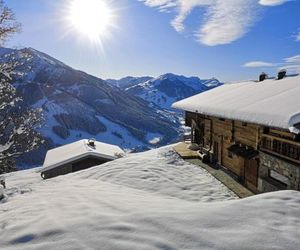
42, 139, 125, 172
172, 75, 300, 132
1, 146, 300, 250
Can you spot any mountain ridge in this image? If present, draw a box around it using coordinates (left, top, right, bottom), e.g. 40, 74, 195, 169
108, 73, 222, 110
0, 47, 181, 167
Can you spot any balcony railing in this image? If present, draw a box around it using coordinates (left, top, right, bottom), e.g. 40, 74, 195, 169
260, 134, 300, 164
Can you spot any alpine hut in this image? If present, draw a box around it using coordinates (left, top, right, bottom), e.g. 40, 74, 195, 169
41, 139, 125, 179
172, 74, 300, 193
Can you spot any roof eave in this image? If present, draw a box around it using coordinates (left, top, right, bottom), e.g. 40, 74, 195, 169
174, 104, 300, 134
42, 151, 117, 172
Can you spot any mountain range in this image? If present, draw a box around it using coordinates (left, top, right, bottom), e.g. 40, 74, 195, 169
108, 73, 221, 110
0, 47, 221, 168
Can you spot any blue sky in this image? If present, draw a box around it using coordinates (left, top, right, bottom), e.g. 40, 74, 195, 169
6, 0, 300, 81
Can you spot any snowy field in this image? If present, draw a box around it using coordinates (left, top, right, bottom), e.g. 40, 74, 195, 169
1, 146, 300, 250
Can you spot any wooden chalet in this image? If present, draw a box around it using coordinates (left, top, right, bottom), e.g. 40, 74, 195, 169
172, 74, 300, 193
41, 139, 124, 179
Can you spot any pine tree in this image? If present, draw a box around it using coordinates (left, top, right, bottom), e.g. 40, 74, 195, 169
0, 0, 43, 174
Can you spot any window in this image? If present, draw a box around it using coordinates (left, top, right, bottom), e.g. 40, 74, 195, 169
242, 122, 247, 127
269, 170, 290, 187
219, 118, 225, 122
263, 127, 270, 134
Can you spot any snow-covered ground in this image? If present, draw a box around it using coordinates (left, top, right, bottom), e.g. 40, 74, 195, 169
1, 146, 300, 250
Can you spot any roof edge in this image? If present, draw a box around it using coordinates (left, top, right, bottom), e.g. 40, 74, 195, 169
42, 151, 117, 172
173, 107, 300, 134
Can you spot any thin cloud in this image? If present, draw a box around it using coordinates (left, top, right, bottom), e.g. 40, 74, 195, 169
296, 31, 300, 42
285, 54, 300, 63
259, 0, 290, 6
243, 61, 276, 68
170, 1, 212, 32
279, 64, 300, 73
198, 0, 259, 46
243, 54, 300, 74
141, 0, 176, 10
140, 0, 291, 46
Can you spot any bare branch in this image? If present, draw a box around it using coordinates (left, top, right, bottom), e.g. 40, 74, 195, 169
0, 0, 21, 45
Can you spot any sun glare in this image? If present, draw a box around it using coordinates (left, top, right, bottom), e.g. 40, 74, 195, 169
66, 0, 115, 43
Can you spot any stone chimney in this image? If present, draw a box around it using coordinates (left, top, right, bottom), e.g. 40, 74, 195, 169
259, 72, 267, 82
88, 138, 96, 147
278, 69, 287, 80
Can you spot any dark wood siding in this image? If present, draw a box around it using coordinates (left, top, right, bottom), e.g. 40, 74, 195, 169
41, 156, 112, 179
72, 157, 107, 172
184, 111, 300, 192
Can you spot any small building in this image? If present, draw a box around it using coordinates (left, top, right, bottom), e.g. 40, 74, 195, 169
41, 139, 125, 179
172, 75, 300, 193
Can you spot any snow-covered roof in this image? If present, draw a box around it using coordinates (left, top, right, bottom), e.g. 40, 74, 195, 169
172, 75, 300, 133
42, 139, 125, 172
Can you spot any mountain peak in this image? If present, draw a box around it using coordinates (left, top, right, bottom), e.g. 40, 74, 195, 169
21, 47, 68, 68
106, 76, 154, 89
116, 73, 222, 111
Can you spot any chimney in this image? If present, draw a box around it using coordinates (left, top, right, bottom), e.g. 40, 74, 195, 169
277, 69, 287, 80
88, 138, 96, 147
259, 72, 267, 82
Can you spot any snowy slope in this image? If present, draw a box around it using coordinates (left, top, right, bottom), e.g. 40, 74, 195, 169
1, 146, 300, 250
122, 73, 222, 110
0, 47, 181, 167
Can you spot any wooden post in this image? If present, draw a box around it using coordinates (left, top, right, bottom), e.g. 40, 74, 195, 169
0, 186, 3, 200
0, 176, 5, 189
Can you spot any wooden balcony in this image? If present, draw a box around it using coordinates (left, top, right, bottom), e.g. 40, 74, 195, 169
260, 134, 300, 164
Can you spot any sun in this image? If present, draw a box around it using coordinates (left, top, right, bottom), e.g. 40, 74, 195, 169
66, 0, 115, 42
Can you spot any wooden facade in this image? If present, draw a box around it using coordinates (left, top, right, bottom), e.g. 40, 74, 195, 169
41, 156, 109, 179
186, 111, 300, 193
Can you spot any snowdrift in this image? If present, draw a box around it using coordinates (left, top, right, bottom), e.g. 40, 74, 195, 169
0, 146, 299, 250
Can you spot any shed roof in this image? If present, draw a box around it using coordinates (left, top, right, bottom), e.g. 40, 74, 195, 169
42, 139, 125, 172
172, 75, 300, 133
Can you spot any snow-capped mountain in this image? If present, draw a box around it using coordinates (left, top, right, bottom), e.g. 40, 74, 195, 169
108, 73, 222, 110
1, 47, 180, 167
106, 76, 154, 89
